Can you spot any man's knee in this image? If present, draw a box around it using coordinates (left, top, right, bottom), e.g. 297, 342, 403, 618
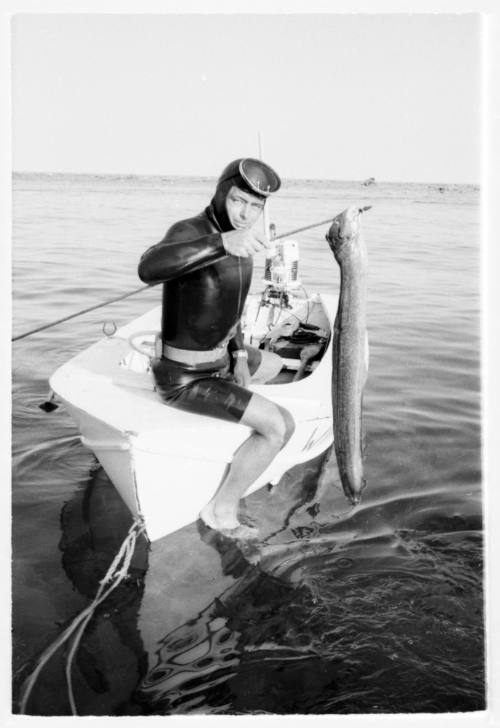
242, 395, 294, 448
267, 406, 295, 449
278, 406, 295, 444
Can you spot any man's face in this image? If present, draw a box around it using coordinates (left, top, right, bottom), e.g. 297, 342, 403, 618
225, 185, 265, 230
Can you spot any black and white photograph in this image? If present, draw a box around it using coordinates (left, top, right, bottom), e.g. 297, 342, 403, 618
6, 3, 498, 722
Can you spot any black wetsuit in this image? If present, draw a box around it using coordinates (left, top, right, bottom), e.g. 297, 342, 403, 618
138, 203, 260, 422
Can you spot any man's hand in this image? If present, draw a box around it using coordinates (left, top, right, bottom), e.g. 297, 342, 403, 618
221, 229, 268, 258
233, 357, 251, 387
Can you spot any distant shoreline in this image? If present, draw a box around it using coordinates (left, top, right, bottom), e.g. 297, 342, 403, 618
11, 171, 480, 190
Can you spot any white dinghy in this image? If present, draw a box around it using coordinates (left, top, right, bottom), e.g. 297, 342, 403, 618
50, 250, 335, 542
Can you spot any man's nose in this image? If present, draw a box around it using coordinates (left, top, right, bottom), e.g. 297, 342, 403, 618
239, 204, 248, 220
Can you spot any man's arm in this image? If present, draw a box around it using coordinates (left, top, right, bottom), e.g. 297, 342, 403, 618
138, 220, 226, 285
139, 221, 268, 285
228, 324, 251, 387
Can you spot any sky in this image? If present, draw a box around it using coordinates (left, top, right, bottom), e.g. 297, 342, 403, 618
11, 12, 482, 184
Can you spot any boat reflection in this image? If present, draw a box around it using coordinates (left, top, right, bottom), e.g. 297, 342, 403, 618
51, 445, 484, 715
135, 532, 334, 715
133, 450, 339, 714
52, 447, 351, 715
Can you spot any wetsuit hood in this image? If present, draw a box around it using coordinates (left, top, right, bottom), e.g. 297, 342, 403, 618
208, 158, 281, 232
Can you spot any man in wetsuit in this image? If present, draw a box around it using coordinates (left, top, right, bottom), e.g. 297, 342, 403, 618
138, 159, 295, 539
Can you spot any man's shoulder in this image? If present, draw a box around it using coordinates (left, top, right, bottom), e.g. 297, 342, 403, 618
165, 209, 215, 241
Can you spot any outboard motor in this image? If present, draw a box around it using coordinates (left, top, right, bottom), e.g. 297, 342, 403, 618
263, 238, 301, 292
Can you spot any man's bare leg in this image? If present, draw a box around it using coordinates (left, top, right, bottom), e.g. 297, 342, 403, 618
199, 392, 294, 535
293, 343, 322, 381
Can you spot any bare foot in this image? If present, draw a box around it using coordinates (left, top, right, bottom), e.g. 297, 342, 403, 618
199, 502, 239, 531
199, 504, 260, 541
218, 524, 260, 541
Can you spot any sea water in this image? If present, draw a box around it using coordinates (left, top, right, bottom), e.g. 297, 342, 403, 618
11, 173, 483, 715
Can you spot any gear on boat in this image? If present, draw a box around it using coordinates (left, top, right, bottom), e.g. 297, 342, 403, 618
241, 237, 329, 376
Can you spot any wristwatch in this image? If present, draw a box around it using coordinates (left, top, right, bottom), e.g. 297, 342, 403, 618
232, 349, 248, 360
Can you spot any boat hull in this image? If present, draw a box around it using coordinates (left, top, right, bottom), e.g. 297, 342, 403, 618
50, 292, 336, 541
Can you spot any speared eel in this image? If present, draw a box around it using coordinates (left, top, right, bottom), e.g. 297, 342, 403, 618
326, 205, 371, 505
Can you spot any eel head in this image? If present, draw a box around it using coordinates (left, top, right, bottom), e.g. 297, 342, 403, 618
326, 205, 371, 262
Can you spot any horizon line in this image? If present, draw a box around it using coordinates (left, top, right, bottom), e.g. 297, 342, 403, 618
11, 170, 480, 188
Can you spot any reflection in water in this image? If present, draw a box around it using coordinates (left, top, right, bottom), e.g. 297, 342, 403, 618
137, 522, 484, 714
136, 540, 327, 715
134, 451, 332, 715
14, 440, 485, 716
133, 453, 484, 715
58, 468, 149, 714
139, 602, 242, 713
16, 466, 149, 716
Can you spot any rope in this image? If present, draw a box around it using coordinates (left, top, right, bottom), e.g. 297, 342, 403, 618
19, 517, 146, 716
12, 285, 151, 342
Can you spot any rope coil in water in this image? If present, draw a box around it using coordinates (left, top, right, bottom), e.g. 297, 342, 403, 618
19, 517, 146, 716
